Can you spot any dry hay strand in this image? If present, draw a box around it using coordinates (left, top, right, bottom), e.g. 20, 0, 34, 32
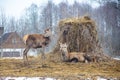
53, 16, 110, 62
45, 52, 62, 62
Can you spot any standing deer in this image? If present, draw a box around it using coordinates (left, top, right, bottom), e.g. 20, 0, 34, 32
23, 28, 52, 65
59, 42, 88, 63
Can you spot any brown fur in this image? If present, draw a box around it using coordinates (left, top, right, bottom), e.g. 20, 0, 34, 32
25, 34, 49, 48
23, 29, 52, 65
68, 52, 87, 62
59, 42, 88, 62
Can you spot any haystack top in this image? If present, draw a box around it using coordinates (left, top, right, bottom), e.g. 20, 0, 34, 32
59, 16, 96, 28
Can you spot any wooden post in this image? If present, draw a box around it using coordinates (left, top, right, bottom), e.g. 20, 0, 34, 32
0, 27, 4, 58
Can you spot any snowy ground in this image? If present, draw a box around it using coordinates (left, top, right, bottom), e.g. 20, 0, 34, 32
113, 56, 120, 60
0, 77, 119, 80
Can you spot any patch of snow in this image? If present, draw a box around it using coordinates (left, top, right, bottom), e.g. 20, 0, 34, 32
97, 76, 107, 80
2, 57, 23, 59
113, 56, 120, 60
1, 77, 56, 80
4, 77, 26, 80
97, 76, 118, 80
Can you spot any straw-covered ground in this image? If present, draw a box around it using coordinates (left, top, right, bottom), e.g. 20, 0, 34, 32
0, 54, 120, 79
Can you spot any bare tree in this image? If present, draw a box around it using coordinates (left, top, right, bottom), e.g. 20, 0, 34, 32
58, 1, 69, 19
0, 9, 6, 32
27, 3, 39, 33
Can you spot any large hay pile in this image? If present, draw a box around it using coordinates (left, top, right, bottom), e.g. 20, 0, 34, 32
53, 16, 109, 61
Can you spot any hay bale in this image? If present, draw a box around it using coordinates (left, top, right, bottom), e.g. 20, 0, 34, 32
53, 16, 110, 61
59, 16, 98, 52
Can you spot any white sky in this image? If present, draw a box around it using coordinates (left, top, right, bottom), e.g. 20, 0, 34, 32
0, 0, 47, 18
0, 0, 99, 19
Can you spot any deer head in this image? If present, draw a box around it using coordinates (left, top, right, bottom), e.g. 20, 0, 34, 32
59, 42, 69, 61
59, 42, 68, 51
44, 28, 52, 37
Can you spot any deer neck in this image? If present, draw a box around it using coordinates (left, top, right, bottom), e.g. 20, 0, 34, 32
64, 49, 70, 59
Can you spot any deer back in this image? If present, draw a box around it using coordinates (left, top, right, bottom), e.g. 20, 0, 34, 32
69, 52, 85, 61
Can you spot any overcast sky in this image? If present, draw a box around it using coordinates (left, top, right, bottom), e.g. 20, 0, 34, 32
0, 0, 47, 18
0, 0, 99, 19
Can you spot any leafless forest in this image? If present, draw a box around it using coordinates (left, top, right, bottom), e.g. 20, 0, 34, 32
0, 0, 120, 56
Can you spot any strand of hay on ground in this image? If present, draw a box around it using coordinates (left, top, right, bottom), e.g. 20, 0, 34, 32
52, 16, 110, 62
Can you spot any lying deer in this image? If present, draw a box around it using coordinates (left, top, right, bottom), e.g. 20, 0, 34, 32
23, 28, 52, 65
59, 42, 88, 63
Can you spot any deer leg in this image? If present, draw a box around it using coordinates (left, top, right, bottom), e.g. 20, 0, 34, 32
23, 47, 30, 64
61, 53, 66, 61
40, 47, 45, 67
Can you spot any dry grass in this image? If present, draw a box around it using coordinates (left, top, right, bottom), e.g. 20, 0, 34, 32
59, 16, 95, 28
0, 53, 120, 79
